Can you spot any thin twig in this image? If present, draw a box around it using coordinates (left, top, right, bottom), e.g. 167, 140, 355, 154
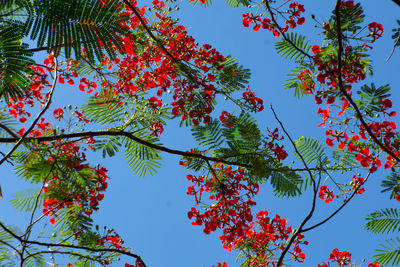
386, 31, 400, 61
271, 106, 318, 266
302, 171, 371, 232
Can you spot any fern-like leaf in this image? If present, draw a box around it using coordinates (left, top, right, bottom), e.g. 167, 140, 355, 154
295, 136, 326, 165
366, 208, 400, 234
374, 237, 400, 266
9, 187, 44, 213
269, 167, 302, 198
275, 33, 311, 61
123, 131, 162, 177
192, 119, 224, 150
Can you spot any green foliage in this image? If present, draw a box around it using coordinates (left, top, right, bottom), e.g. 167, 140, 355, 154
284, 66, 308, 98
23, 0, 127, 61
214, 56, 251, 94
366, 208, 400, 234
356, 83, 391, 117
23, 249, 46, 267
123, 131, 162, 177
381, 172, 400, 199
332, 147, 358, 170
275, 33, 311, 61
0, 109, 17, 137
190, 0, 250, 8
191, 114, 303, 197
0, 20, 35, 99
295, 136, 326, 165
269, 167, 302, 197
192, 119, 225, 150
93, 136, 122, 158
392, 20, 400, 47
9, 187, 44, 213
374, 237, 400, 266
331, 2, 365, 35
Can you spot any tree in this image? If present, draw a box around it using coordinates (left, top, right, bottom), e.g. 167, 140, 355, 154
0, 0, 399, 266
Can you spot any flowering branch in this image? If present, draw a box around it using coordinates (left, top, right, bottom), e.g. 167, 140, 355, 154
0, 58, 58, 166
263, 0, 312, 59
302, 171, 371, 232
333, 0, 400, 164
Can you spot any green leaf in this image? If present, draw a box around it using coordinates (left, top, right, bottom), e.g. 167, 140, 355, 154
356, 83, 391, 117
295, 136, 326, 165
123, 131, 162, 177
366, 208, 400, 234
269, 167, 302, 197
9, 187, 44, 213
192, 118, 225, 150
381, 172, 400, 199
275, 33, 311, 61
374, 237, 400, 266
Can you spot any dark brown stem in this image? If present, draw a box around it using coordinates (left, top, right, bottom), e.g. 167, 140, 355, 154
0, 130, 251, 168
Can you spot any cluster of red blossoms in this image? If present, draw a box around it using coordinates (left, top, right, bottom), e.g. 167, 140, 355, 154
318, 248, 380, 267
41, 143, 109, 225
186, 164, 307, 265
108, 0, 227, 128
242, 2, 305, 35
97, 229, 125, 250
267, 128, 288, 161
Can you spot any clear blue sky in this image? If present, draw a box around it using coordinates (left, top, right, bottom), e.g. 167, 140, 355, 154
1, 0, 400, 266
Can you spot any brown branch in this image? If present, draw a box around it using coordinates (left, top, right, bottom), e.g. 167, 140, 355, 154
0, 220, 145, 266
0, 130, 251, 168
386, 31, 400, 61
392, 0, 400, 7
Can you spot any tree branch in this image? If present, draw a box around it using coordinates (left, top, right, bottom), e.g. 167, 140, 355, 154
271, 106, 318, 266
302, 171, 371, 232
333, 0, 400, 164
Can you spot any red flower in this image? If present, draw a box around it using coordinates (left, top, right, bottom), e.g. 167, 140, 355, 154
319, 185, 335, 203
53, 108, 64, 120
368, 22, 384, 41
329, 248, 351, 266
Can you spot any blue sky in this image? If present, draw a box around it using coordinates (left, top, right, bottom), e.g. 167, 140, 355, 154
1, 0, 400, 266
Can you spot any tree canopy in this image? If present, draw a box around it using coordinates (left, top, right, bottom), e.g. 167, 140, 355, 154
1, 0, 400, 266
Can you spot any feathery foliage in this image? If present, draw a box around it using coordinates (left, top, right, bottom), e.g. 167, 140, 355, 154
366, 208, 400, 234
275, 33, 311, 61
374, 237, 400, 266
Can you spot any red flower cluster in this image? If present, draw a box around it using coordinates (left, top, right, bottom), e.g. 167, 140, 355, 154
242, 87, 264, 112
318, 248, 381, 267
368, 22, 384, 41
267, 128, 288, 161
242, 2, 305, 35
229, 210, 308, 266
187, 165, 259, 236
97, 229, 125, 250
41, 143, 109, 225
